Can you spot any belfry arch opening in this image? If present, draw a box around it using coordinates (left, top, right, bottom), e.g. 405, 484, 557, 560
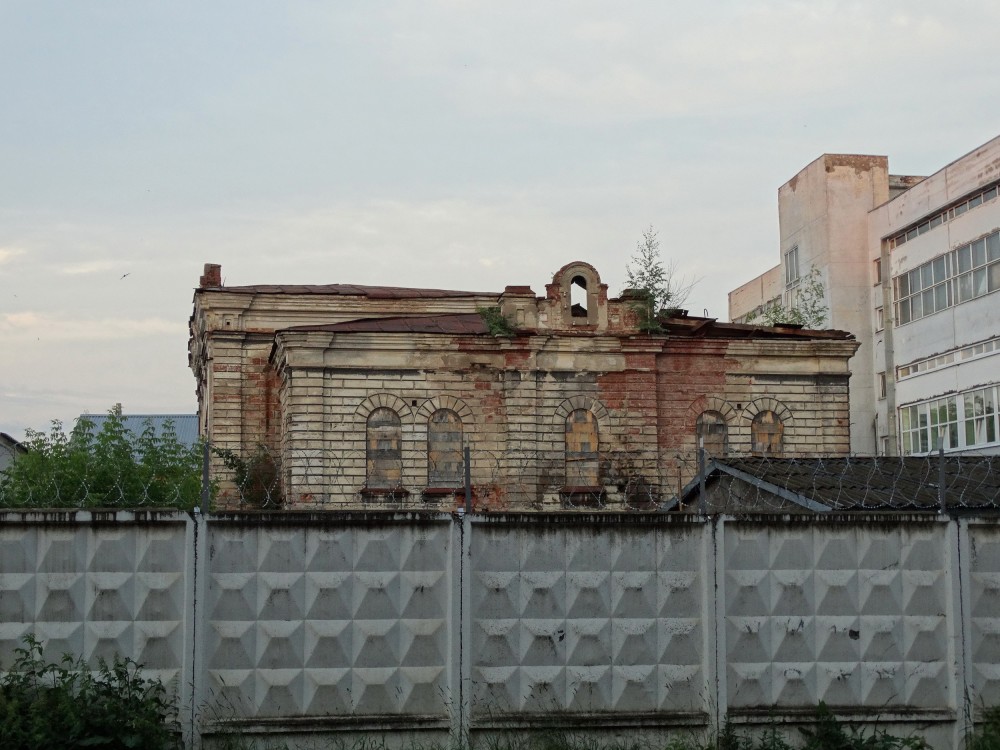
570, 276, 588, 318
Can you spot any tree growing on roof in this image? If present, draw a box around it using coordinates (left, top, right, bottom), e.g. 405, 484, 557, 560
624, 225, 696, 331
745, 267, 828, 329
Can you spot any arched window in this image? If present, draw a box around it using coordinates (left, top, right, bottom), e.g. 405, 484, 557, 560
570, 275, 589, 318
565, 409, 599, 487
428, 409, 463, 487
366, 407, 402, 488
751, 410, 784, 456
696, 411, 728, 458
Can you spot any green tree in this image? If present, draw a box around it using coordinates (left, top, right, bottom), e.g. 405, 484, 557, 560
625, 225, 696, 331
0, 407, 202, 509
745, 267, 829, 329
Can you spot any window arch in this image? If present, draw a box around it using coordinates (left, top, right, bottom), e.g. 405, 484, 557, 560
428, 409, 463, 487
696, 410, 728, 458
366, 407, 402, 488
751, 410, 784, 456
565, 409, 600, 487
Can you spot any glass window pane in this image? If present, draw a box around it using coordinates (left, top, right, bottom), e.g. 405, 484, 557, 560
898, 273, 909, 298
958, 245, 972, 273
959, 272, 973, 303
989, 232, 1000, 262
921, 264, 934, 289
922, 288, 935, 315
990, 262, 1000, 293
935, 283, 948, 311
975, 267, 988, 297
933, 256, 947, 282
898, 300, 911, 324
970, 194, 983, 209
907, 228, 919, 241
956, 202, 968, 216
985, 187, 998, 202
973, 239, 987, 267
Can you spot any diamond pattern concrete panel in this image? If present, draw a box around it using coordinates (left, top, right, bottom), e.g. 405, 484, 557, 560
723, 521, 953, 711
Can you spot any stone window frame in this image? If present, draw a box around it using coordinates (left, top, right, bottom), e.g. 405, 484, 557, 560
553, 395, 610, 504
742, 398, 793, 457
356, 394, 413, 498
559, 262, 601, 327
688, 396, 736, 461
417, 396, 474, 496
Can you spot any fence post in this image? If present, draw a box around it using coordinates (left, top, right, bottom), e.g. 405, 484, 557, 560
698, 442, 707, 515
200, 441, 211, 515
464, 444, 472, 514
939, 446, 946, 514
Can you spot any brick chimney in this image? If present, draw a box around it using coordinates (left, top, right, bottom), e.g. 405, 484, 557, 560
200, 263, 222, 288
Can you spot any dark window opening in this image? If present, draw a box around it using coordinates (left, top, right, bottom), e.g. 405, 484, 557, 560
570, 275, 588, 318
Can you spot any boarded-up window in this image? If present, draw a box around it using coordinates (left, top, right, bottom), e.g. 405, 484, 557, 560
428, 409, 463, 487
565, 409, 599, 487
751, 410, 784, 456
696, 411, 728, 458
366, 407, 402, 488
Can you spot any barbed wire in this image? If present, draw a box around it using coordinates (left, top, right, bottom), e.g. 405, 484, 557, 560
3, 440, 1000, 514
208, 444, 1000, 515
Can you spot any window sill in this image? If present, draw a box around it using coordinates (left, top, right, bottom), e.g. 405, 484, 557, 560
360, 486, 410, 499
559, 486, 607, 507
422, 487, 465, 498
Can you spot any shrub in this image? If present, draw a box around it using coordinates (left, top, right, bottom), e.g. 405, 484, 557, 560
0, 407, 202, 509
0, 635, 180, 749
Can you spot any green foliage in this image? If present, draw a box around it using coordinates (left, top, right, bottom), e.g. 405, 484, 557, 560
0, 408, 202, 509
745, 267, 828, 329
625, 225, 694, 321
212, 444, 282, 507
966, 706, 1000, 750
478, 306, 517, 337
799, 703, 928, 750
0, 634, 179, 749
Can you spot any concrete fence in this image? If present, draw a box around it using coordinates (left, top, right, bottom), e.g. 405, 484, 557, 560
1, 510, 999, 747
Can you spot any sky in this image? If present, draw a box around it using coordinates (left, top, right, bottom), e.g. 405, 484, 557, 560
3, 1, 1000, 442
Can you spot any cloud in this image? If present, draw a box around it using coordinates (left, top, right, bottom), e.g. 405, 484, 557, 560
0, 247, 26, 266
57, 259, 116, 275
0, 311, 181, 342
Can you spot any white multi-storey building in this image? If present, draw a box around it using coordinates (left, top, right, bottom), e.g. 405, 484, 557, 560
730, 136, 1000, 456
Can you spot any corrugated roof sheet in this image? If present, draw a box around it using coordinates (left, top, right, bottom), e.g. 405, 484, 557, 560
284, 312, 490, 335
660, 316, 854, 340
76, 414, 200, 450
702, 456, 1000, 510
200, 283, 497, 298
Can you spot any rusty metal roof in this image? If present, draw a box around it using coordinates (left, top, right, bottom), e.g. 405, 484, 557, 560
660, 315, 855, 341
200, 283, 497, 298
284, 312, 490, 335
694, 456, 1000, 511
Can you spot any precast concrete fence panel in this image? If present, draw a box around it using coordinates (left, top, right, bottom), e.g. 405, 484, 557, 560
2, 510, 1000, 748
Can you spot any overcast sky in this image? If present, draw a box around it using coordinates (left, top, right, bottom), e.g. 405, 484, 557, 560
3, 1, 1000, 442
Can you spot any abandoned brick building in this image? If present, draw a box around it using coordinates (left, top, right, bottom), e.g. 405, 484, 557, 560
189, 261, 859, 509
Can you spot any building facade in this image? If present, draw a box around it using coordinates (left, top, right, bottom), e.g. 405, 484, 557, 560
191, 261, 858, 509
730, 136, 1000, 457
